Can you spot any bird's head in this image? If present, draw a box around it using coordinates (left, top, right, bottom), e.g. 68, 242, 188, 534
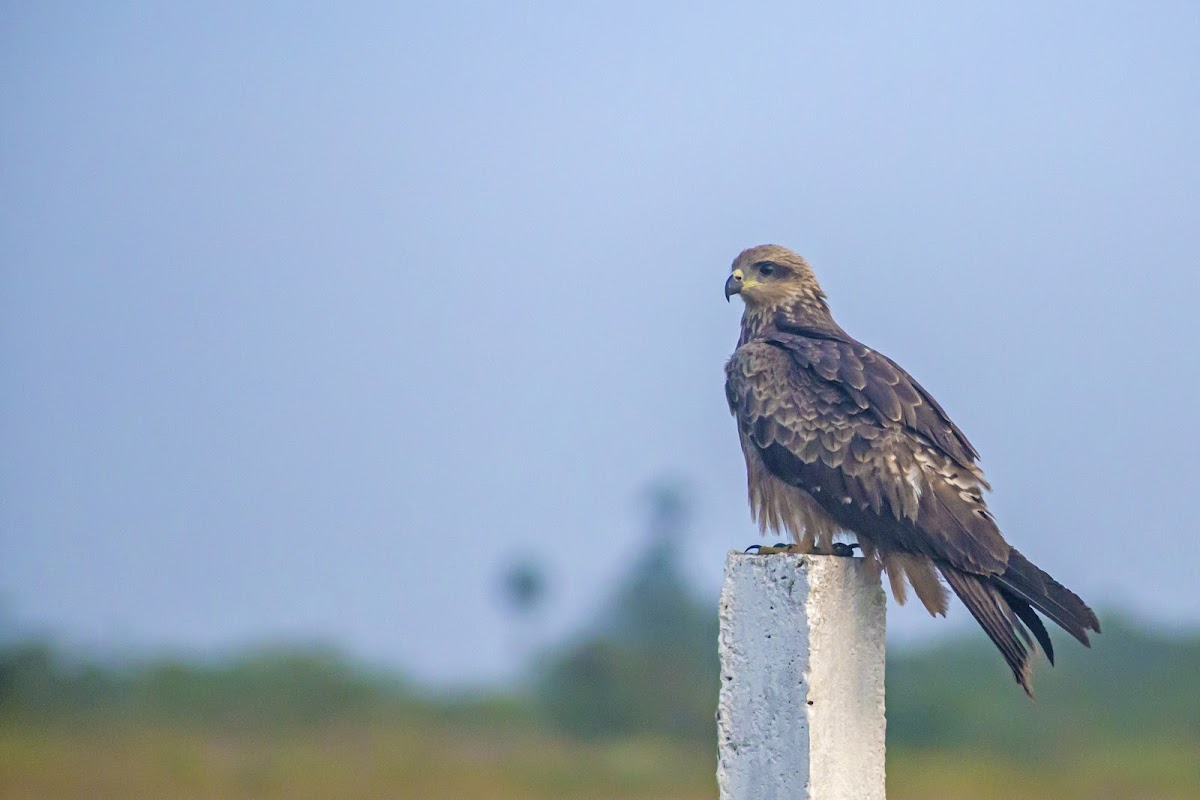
724, 244, 826, 311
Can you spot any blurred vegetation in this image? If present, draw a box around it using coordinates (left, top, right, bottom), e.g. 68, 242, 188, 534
0, 640, 413, 728
2, 483, 1197, 798
2, 620, 1198, 799
538, 481, 719, 741
887, 615, 1200, 756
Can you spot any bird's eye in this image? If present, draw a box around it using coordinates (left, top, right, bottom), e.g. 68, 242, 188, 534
757, 262, 776, 277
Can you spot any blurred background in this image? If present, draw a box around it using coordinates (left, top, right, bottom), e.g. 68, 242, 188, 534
3, 3, 1199, 798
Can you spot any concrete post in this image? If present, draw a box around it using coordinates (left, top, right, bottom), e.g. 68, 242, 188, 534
717, 552, 887, 800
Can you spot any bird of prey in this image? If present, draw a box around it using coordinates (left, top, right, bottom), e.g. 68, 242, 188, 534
724, 244, 1100, 695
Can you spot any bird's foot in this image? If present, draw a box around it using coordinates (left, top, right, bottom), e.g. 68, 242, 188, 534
745, 542, 812, 556
744, 542, 861, 557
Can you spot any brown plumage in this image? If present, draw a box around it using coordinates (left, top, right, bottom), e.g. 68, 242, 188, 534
724, 244, 1100, 695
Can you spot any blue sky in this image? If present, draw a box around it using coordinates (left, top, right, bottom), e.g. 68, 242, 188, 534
3, 2, 1198, 684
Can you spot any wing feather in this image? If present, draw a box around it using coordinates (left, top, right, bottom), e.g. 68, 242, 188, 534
767, 320, 981, 471
728, 340, 1008, 575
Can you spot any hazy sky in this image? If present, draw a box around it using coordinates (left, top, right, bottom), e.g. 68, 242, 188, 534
3, 2, 1198, 684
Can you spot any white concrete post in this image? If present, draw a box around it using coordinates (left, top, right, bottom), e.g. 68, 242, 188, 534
717, 552, 887, 800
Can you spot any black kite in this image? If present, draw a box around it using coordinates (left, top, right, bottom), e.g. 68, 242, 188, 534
724, 244, 1100, 694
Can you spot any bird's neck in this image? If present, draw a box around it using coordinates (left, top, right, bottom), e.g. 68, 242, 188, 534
739, 292, 840, 346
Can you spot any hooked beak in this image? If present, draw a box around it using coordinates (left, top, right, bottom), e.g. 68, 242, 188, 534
724, 269, 744, 302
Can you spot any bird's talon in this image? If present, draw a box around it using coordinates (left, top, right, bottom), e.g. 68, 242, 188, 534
831, 543, 861, 557
746, 543, 811, 556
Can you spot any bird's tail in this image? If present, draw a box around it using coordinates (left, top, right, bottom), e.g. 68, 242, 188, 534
939, 549, 1101, 697
994, 548, 1101, 647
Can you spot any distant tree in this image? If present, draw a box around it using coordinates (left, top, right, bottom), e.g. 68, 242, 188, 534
538, 478, 719, 741
500, 558, 547, 618
499, 555, 550, 683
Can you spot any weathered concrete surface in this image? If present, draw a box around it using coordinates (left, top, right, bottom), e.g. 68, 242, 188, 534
717, 552, 886, 800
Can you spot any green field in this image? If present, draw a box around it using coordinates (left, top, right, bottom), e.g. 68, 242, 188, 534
3, 720, 1198, 800
3, 609, 1197, 799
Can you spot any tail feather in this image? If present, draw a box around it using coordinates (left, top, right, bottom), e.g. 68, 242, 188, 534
1002, 590, 1056, 666
941, 548, 1101, 695
940, 567, 1035, 696
996, 549, 1101, 647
